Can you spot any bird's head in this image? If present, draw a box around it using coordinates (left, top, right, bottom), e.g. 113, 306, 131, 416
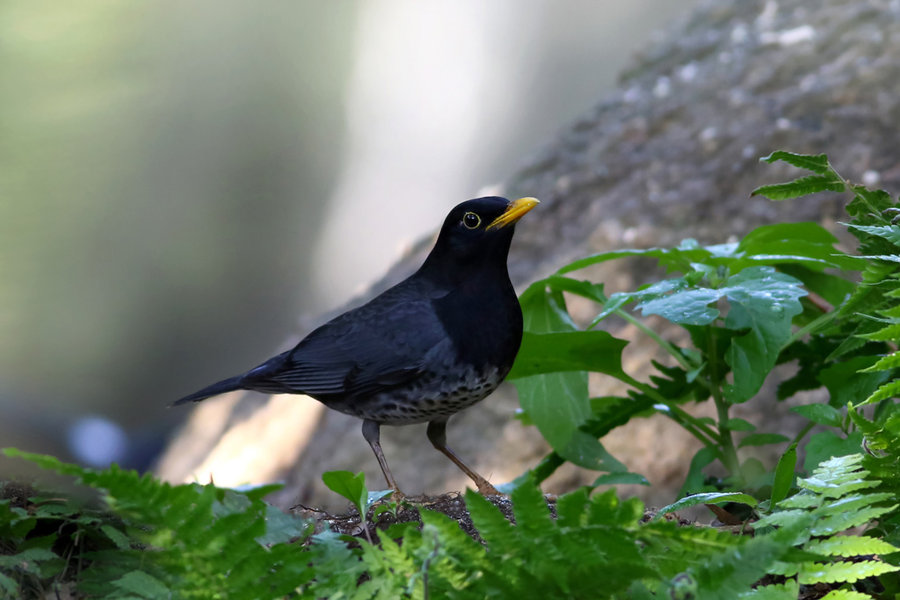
421, 196, 539, 277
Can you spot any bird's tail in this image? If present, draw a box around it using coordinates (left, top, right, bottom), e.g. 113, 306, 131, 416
171, 375, 244, 406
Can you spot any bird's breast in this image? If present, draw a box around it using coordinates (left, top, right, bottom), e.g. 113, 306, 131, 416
342, 362, 506, 425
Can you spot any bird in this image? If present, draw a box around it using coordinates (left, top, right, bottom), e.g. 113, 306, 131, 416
174, 196, 539, 496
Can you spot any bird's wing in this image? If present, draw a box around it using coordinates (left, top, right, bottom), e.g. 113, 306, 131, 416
242, 281, 451, 400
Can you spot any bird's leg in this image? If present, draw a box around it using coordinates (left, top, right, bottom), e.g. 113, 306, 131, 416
426, 420, 500, 496
361, 419, 404, 497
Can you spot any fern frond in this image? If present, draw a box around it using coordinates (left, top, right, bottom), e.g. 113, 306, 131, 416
797, 559, 900, 584
804, 535, 899, 558
819, 590, 878, 600
737, 580, 798, 599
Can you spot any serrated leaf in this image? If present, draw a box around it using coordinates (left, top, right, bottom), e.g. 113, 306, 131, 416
820, 590, 878, 600
844, 223, 900, 246
754, 509, 809, 530
759, 151, 833, 174
112, 570, 171, 598
811, 505, 897, 536
804, 535, 899, 558
859, 379, 900, 406
555, 487, 590, 529
751, 175, 845, 201
846, 185, 896, 218
510, 480, 553, 539
798, 560, 899, 584
858, 322, 900, 341
100, 524, 132, 550
0, 548, 59, 573
776, 493, 820, 509
464, 489, 514, 548
738, 580, 799, 599
802, 431, 863, 475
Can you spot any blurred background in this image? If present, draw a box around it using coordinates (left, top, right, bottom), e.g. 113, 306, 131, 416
1, 0, 698, 472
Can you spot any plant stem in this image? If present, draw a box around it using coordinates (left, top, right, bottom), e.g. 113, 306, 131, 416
618, 373, 720, 450
789, 421, 816, 447
613, 308, 697, 372
707, 327, 742, 479
782, 309, 839, 350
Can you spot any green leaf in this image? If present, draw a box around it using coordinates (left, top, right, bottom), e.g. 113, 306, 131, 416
844, 223, 900, 246
653, 492, 758, 520
507, 331, 628, 379
366, 489, 393, 508
636, 285, 721, 326
758, 151, 833, 174
321, 470, 366, 515
819, 590, 881, 600
819, 356, 891, 407
592, 472, 650, 486
804, 535, 899, 558
723, 418, 757, 432
514, 283, 626, 472
859, 350, 900, 372
0, 548, 59, 573
790, 404, 843, 427
860, 379, 900, 405
858, 322, 900, 341
541, 275, 607, 303
736, 222, 857, 271
797, 560, 899, 584
0, 573, 18, 598
100, 524, 133, 550
722, 267, 807, 403
770, 445, 797, 507
679, 446, 718, 496
112, 570, 171, 599
738, 581, 799, 599
751, 175, 845, 201
802, 431, 863, 475
555, 240, 714, 276
514, 371, 626, 472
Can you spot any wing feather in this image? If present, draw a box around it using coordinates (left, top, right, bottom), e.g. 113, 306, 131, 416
240, 279, 450, 400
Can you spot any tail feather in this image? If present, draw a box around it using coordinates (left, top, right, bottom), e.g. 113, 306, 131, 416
171, 375, 244, 406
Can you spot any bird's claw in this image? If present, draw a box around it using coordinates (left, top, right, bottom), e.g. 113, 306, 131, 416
476, 482, 502, 496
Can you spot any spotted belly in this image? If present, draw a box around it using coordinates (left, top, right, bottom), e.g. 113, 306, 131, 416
331, 366, 506, 425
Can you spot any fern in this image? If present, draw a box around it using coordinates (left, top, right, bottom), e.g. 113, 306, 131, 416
753, 454, 900, 596
2, 449, 316, 599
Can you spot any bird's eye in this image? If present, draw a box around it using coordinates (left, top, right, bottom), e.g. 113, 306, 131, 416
462, 212, 481, 229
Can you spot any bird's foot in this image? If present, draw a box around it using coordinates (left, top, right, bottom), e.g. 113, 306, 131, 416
475, 481, 502, 496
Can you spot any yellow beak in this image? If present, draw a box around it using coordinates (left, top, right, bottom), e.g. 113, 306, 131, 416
485, 197, 540, 230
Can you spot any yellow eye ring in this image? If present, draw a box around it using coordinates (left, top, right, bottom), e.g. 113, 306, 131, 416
462, 212, 481, 229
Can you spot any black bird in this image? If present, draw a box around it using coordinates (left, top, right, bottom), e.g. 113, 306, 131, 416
174, 196, 538, 495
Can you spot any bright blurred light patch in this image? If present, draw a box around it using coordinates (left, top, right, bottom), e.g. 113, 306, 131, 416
67, 415, 129, 467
